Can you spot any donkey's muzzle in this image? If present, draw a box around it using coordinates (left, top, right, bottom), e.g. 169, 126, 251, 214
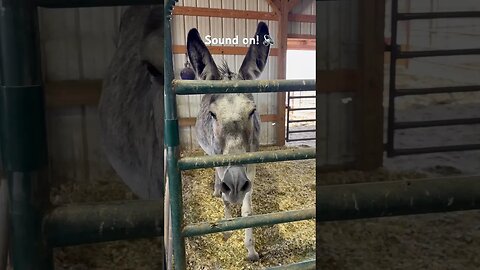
220, 165, 251, 204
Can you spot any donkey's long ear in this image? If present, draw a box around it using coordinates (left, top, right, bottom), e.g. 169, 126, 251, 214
187, 28, 221, 80
238, 22, 270, 80
141, 6, 164, 79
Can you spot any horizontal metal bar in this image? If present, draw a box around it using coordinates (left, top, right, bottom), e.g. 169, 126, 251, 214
288, 107, 316, 111
397, 11, 480, 20
183, 208, 315, 237
173, 79, 316, 95
397, 48, 480, 58
178, 148, 316, 170
36, 0, 160, 8
394, 118, 480, 129
288, 119, 316, 123
395, 85, 480, 96
286, 138, 316, 142
317, 175, 480, 222
288, 129, 316, 134
43, 200, 163, 247
392, 144, 480, 156
267, 259, 316, 270
288, 95, 316, 99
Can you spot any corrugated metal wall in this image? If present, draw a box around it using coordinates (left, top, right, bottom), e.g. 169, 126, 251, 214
39, 7, 125, 182
289, 0, 316, 35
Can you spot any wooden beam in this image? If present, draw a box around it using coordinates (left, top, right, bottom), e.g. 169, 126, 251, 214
287, 34, 315, 39
173, 6, 278, 21
287, 0, 302, 11
354, 0, 385, 170
288, 13, 315, 23
316, 70, 360, 93
266, 0, 282, 14
45, 80, 102, 107
287, 38, 315, 50
173, 45, 279, 56
276, 0, 289, 146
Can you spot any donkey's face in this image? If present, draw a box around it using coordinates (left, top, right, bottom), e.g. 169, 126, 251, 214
187, 22, 271, 204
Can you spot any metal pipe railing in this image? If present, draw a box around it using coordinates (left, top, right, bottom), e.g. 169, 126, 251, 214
395, 85, 480, 96
173, 79, 316, 95
268, 259, 316, 270
183, 208, 315, 237
392, 144, 480, 156
397, 48, 480, 58
164, 0, 187, 269
44, 200, 163, 247
397, 11, 480, 20
36, 0, 161, 8
317, 176, 480, 222
394, 118, 480, 129
178, 148, 316, 170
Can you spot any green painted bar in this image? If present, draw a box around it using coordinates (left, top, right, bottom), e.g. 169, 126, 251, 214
0, 0, 53, 268
183, 208, 315, 237
178, 148, 316, 170
164, 0, 186, 269
173, 79, 316, 95
267, 259, 316, 270
44, 200, 163, 247
317, 175, 480, 222
36, 0, 161, 8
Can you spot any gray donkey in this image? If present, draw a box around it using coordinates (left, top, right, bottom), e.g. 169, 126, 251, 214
187, 22, 271, 261
99, 6, 164, 200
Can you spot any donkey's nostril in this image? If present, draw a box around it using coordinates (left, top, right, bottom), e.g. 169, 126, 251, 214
221, 182, 231, 193
241, 180, 251, 192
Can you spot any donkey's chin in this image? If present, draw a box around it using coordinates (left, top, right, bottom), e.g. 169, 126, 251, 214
222, 193, 246, 205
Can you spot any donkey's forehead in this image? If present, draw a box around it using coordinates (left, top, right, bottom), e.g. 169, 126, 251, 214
210, 94, 255, 119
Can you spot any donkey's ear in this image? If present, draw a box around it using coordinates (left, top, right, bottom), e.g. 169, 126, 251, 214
187, 28, 221, 80
238, 22, 270, 80
141, 6, 164, 79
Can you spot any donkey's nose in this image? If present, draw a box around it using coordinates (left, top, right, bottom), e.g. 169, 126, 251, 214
221, 166, 251, 203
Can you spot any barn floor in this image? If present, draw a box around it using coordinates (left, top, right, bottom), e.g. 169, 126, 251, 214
51, 146, 315, 270
317, 170, 480, 270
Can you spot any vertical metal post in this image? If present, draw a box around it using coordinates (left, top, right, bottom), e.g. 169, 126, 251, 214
0, 0, 52, 269
285, 91, 291, 142
164, 1, 186, 269
387, 0, 398, 157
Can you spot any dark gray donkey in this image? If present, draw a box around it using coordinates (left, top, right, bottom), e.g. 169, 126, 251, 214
99, 6, 164, 200
187, 22, 271, 261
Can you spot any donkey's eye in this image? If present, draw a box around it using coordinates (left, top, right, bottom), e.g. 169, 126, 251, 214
249, 109, 256, 118
209, 111, 217, 120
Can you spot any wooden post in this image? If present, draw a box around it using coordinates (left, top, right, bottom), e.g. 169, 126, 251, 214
355, 0, 386, 169
269, 0, 299, 146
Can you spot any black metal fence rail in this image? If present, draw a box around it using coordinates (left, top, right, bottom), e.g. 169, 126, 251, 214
286, 90, 316, 143
386, 0, 480, 157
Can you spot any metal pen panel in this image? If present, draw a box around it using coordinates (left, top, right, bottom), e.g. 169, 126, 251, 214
178, 148, 316, 170
173, 79, 316, 95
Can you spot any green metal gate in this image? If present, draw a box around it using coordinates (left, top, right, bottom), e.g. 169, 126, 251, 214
164, 1, 316, 269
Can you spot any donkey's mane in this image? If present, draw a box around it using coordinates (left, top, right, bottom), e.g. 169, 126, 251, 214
218, 59, 237, 80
